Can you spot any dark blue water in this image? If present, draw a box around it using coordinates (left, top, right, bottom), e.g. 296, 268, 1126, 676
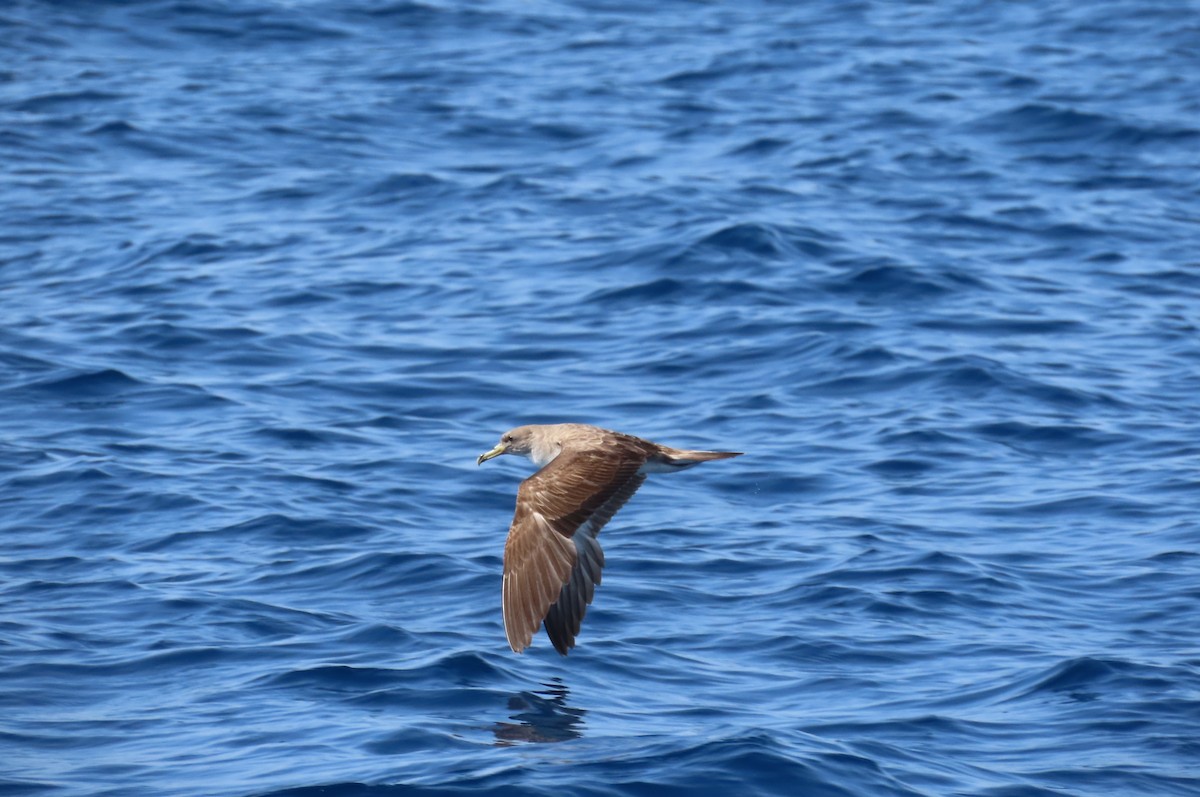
3, 1, 1199, 795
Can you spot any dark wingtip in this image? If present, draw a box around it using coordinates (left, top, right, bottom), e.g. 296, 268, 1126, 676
545, 623, 573, 656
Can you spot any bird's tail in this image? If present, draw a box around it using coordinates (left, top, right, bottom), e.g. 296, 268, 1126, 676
653, 448, 743, 470
671, 449, 743, 462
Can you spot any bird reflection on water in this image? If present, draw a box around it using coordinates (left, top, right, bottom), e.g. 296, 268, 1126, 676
492, 678, 584, 745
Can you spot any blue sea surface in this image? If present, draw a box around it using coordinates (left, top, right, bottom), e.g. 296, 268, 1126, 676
2, 1, 1199, 795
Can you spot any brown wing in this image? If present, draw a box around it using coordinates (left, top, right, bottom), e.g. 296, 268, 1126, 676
502, 446, 647, 655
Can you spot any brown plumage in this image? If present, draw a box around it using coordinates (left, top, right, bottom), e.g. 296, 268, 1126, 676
476, 423, 742, 655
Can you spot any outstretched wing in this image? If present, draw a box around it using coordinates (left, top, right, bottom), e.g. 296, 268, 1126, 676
502, 447, 647, 654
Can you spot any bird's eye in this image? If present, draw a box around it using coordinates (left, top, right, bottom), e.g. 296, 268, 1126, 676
503, 435, 511, 443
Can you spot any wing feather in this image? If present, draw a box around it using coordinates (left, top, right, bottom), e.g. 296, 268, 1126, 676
502, 445, 647, 654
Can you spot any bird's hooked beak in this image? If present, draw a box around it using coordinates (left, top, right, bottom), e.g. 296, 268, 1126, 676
477, 442, 507, 466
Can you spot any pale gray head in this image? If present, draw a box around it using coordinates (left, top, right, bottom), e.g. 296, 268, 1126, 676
476, 425, 538, 465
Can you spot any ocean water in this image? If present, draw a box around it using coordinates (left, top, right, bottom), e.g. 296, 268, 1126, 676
2, 1, 1199, 795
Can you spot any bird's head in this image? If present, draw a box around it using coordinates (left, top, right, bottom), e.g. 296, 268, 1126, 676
477, 426, 536, 465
